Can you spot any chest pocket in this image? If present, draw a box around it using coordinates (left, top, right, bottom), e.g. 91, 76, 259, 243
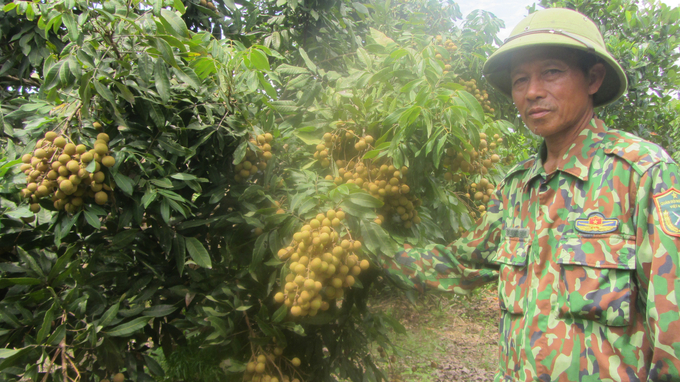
556, 234, 637, 327
493, 236, 530, 315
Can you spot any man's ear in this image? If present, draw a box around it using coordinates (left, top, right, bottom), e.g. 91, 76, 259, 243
588, 62, 606, 95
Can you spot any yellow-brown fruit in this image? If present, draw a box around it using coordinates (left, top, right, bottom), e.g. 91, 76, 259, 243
54, 137, 67, 148
474, 191, 484, 201
291, 357, 301, 367
97, 133, 110, 142
34, 148, 47, 159
60, 180, 75, 195
274, 292, 285, 303
30, 203, 41, 213
255, 362, 266, 374
360, 259, 370, 270
102, 156, 116, 167
58, 154, 71, 164
290, 306, 302, 317
94, 191, 108, 205
93, 171, 105, 183
66, 160, 80, 173
21, 154, 33, 163
113, 373, 125, 382
63, 143, 76, 156
94, 143, 109, 156
44, 131, 58, 141
80, 152, 94, 163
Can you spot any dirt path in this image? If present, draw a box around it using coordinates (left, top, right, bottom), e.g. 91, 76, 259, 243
368, 286, 501, 381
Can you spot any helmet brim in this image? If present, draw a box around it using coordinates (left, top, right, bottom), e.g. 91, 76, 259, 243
483, 33, 627, 107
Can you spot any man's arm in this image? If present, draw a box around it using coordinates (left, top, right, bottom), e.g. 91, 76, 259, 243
381, 187, 504, 294
634, 161, 680, 379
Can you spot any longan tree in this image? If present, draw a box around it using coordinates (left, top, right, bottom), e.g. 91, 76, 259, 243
0, 0, 514, 381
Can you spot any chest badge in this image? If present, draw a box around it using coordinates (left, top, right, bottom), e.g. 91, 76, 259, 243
575, 212, 618, 234
653, 187, 680, 238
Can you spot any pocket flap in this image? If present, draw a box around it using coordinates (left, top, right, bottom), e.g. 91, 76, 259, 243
494, 237, 530, 266
557, 234, 636, 269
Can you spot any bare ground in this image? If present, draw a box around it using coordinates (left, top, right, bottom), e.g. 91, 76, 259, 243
367, 286, 501, 382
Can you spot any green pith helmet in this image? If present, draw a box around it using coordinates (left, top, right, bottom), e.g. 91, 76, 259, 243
482, 8, 627, 107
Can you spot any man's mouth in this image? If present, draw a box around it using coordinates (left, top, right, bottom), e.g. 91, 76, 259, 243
527, 107, 551, 118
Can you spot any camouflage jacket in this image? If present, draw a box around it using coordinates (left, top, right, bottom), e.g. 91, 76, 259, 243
383, 120, 680, 381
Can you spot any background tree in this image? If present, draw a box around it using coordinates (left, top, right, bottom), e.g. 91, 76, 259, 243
0, 0, 509, 381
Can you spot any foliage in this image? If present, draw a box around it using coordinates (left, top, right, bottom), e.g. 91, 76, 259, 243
0, 0, 512, 381
535, 0, 680, 152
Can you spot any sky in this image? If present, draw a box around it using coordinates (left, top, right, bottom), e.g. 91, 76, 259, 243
455, 0, 680, 41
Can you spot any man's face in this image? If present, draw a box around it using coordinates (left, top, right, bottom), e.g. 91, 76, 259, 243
510, 47, 603, 140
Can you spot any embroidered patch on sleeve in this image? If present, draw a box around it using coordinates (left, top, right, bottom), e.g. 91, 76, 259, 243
575, 212, 618, 234
653, 188, 680, 238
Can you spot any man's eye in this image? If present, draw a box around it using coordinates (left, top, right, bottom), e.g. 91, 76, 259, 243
512, 77, 527, 86
545, 69, 562, 75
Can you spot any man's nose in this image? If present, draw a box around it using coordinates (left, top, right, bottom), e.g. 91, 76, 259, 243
525, 75, 546, 100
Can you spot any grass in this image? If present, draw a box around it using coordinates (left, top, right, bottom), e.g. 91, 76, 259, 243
366, 285, 500, 382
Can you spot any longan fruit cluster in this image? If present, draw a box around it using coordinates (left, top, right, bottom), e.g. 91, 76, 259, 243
465, 177, 496, 214
234, 133, 274, 182
314, 127, 421, 229
199, 0, 217, 10
457, 78, 494, 114
18, 131, 115, 214
244, 348, 302, 382
441, 132, 503, 180
274, 209, 369, 318
314, 128, 374, 169
433, 35, 457, 75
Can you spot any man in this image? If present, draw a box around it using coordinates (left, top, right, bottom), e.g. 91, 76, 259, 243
383, 8, 680, 381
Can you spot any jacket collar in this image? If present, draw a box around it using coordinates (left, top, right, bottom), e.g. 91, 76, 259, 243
521, 118, 607, 189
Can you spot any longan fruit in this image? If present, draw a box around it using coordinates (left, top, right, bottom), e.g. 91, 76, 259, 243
54, 137, 67, 148
63, 143, 76, 155
113, 373, 125, 382
291, 357, 301, 367
94, 143, 109, 156
98, 155, 115, 167
94, 191, 108, 205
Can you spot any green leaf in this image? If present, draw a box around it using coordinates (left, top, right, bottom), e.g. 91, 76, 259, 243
84, 209, 101, 229
106, 317, 150, 337
369, 27, 394, 46
115, 82, 136, 105
47, 324, 65, 345
93, 80, 117, 109
99, 301, 120, 327
298, 47, 317, 73
142, 304, 178, 317
0, 347, 33, 372
154, 60, 171, 104
160, 9, 190, 38
112, 172, 135, 195
111, 229, 139, 250
36, 301, 59, 344
272, 304, 288, 323
353, 2, 369, 14
294, 131, 322, 145
250, 49, 270, 71
173, 0, 186, 14
173, 235, 186, 276
0, 278, 41, 289
347, 192, 384, 208
185, 237, 212, 269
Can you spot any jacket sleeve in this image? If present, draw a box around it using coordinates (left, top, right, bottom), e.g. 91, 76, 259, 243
634, 161, 680, 380
381, 186, 504, 295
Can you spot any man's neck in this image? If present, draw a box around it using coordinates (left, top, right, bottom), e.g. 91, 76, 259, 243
542, 112, 595, 174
